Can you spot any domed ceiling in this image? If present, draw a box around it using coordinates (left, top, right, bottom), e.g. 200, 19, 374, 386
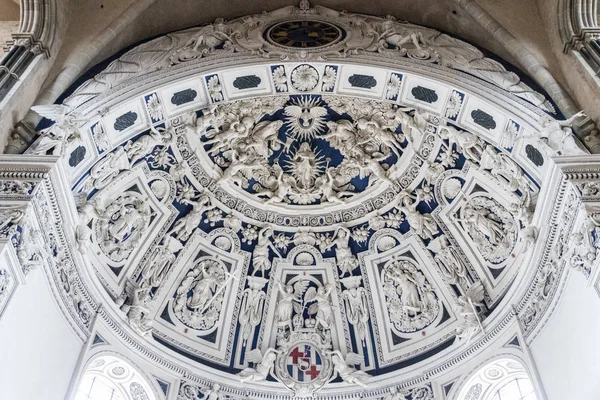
26, 3, 581, 399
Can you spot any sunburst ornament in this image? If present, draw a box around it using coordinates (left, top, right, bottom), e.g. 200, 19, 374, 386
284, 96, 328, 140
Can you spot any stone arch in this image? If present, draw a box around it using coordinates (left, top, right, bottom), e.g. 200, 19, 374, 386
452, 356, 539, 400
73, 352, 159, 400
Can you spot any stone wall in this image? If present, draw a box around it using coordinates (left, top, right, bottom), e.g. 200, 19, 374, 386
0, 21, 18, 55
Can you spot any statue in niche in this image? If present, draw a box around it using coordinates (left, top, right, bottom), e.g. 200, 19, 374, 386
169, 195, 215, 241
252, 227, 280, 277
237, 348, 280, 383
382, 260, 439, 333
458, 206, 506, 246
324, 226, 358, 277
172, 260, 230, 330
305, 284, 334, 333
327, 350, 370, 388
275, 281, 300, 332
394, 191, 439, 240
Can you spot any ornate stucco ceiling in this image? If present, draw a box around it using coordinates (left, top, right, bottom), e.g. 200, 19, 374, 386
23, 3, 588, 399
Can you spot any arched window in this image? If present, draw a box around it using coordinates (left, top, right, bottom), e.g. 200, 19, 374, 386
456, 358, 539, 400
559, 0, 600, 75
73, 355, 157, 400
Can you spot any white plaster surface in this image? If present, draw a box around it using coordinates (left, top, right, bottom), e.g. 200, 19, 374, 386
531, 272, 600, 400
0, 267, 83, 400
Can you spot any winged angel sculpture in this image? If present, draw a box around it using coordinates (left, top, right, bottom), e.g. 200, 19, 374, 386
30, 105, 84, 156
238, 348, 281, 383
327, 350, 370, 388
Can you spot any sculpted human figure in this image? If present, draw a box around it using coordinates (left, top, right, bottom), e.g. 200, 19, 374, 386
327, 350, 370, 388
325, 226, 358, 277
439, 124, 484, 162
190, 106, 224, 137
184, 19, 232, 53
252, 227, 279, 277
275, 282, 298, 332
314, 284, 333, 331
90, 147, 130, 189
124, 126, 171, 167
169, 195, 214, 241
378, 20, 426, 51
237, 348, 280, 383
239, 278, 267, 342
454, 282, 485, 343
388, 265, 421, 316
458, 207, 505, 245
263, 164, 295, 204
356, 118, 404, 157
30, 105, 83, 155
140, 236, 183, 290
538, 111, 586, 155
188, 263, 223, 311
394, 191, 439, 240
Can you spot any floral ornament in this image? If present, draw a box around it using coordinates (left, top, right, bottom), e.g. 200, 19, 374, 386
223, 214, 242, 233
273, 233, 290, 250
386, 73, 403, 100
321, 66, 337, 92
445, 91, 463, 119
145, 93, 163, 121
290, 64, 319, 92
175, 182, 198, 202
150, 147, 174, 168
351, 226, 370, 244
204, 208, 223, 226
272, 66, 288, 92
241, 225, 258, 243
383, 209, 403, 228
368, 215, 387, 231
206, 75, 223, 102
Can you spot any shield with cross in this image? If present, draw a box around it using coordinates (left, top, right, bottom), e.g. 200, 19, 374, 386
287, 343, 323, 382
274, 331, 333, 397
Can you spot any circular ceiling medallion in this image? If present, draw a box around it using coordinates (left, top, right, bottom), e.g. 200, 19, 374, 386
266, 21, 344, 49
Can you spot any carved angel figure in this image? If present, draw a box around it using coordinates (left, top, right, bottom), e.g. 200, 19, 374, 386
237, 348, 280, 383
325, 226, 358, 277
190, 106, 225, 137
30, 105, 83, 155
305, 284, 333, 332
327, 350, 370, 388
454, 281, 485, 343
